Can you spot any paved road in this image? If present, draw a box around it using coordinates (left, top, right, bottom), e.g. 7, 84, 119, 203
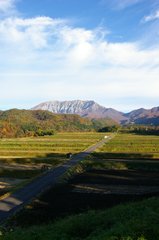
0, 136, 112, 223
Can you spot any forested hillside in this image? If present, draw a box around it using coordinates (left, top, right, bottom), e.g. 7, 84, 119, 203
0, 109, 92, 137
0, 109, 118, 138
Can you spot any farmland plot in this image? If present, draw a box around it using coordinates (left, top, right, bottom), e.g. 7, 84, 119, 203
95, 133, 159, 160
4, 133, 159, 228
0, 132, 105, 195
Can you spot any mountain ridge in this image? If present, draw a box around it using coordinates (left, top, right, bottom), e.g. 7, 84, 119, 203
32, 100, 127, 123
32, 100, 159, 125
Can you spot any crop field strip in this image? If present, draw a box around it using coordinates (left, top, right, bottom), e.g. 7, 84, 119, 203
84, 133, 159, 172
0, 132, 105, 194
97, 133, 159, 158
0, 132, 105, 163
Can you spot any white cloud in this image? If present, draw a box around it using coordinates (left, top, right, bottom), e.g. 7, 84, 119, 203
143, 10, 159, 22
0, 0, 17, 15
0, 17, 66, 48
0, 14, 159, 111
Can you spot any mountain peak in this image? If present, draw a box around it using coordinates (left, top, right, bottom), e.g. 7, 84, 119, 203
32, 100, 159, 125
32, 100, 125, 122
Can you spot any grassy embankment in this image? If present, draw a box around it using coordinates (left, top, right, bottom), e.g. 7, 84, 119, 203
2, 197, 159, 240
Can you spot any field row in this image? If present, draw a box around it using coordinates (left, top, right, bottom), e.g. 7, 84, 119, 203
0, 132, 159, 196
0, 132, 105, 163
0, 132, 106, 194
98, 133, 159, 155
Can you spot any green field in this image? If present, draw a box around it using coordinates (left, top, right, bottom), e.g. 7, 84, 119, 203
96, 133, 159, 159
0, 132, 159, 179
0, 132, 105, 179
0, 132, 105, 162
81, 133, 159, 172
1, 132, 159, 180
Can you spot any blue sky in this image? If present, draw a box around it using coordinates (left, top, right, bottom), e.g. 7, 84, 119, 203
0, 0, 159, 112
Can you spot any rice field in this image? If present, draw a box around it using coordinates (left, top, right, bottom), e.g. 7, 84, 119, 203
95, 133, 159, 160
1, 132, 158, 193
81, 133, 159, 172
0, 132, 105, 166
0, 132, 105, 194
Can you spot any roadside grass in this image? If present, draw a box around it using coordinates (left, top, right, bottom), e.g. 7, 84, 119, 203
2, 197, 159, 240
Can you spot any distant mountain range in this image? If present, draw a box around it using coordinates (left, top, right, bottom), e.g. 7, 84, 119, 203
32, 100, 159, 125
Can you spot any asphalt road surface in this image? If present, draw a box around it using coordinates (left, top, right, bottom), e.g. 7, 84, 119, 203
0, 136, 112, 224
